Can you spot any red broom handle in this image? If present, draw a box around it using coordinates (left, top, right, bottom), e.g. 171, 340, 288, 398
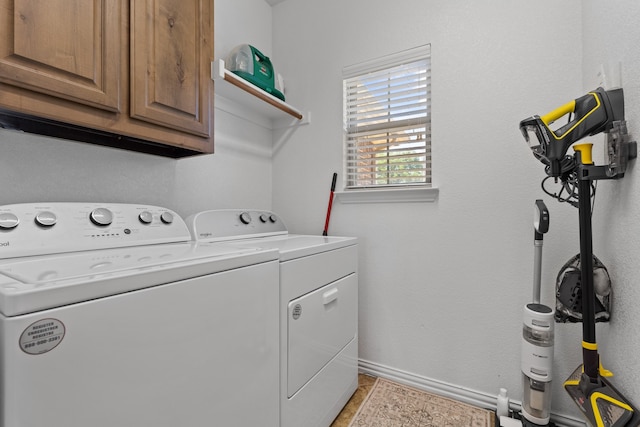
322, 173, 337, 236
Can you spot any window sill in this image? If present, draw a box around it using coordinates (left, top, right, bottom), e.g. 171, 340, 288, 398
335, 187, 439, 204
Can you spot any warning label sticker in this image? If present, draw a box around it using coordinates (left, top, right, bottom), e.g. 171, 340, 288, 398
19, 318, 65, 355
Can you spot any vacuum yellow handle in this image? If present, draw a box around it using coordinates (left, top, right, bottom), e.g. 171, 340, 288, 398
541, 100, 576, 125
574, 143, 594, 165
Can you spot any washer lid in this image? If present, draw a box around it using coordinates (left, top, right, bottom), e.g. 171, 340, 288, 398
229, 234, 357, 261
0, 242, 278, 317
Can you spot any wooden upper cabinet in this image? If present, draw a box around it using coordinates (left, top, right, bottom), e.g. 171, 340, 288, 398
0, 0, 120, 111
131, 0, 210, 137
0, 0, 213, 157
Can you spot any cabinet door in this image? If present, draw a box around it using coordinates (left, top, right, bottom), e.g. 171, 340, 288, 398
0, 0, 120, 112
130, 0, 211, 137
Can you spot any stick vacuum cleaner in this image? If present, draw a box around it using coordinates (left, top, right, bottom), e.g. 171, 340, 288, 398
519, 87, 639, 427
520, 200, 554, 427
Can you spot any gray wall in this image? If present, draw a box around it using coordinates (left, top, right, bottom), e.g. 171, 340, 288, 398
584, 0, 640, 411
269, 0, 613, 421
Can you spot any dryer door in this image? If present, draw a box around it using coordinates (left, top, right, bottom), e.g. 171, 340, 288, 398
287, 273, 357, 397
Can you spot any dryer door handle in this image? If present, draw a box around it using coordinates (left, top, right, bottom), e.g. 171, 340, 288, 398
322, 288, 339, 305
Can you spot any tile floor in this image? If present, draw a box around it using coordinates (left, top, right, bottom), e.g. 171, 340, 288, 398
329, 374, 377, 427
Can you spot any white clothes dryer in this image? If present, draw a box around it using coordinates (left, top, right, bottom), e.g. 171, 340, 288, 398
0, 203, 280, 427
186, 209, 358, 427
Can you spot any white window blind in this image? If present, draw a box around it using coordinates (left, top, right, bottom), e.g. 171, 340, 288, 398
343, 45, 431, 189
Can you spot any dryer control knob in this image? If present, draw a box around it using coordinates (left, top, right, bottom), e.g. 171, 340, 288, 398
90, 208, 113, 227
160, 212, 174, 224
0, 212, 19, 230
35, 211, 57, 228
139, 211, 153, 224
269, 214, 277, 223
239, 212, 252, 225
259, 214, 268, 223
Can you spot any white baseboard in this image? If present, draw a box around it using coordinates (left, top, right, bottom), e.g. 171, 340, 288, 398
357, 359, 586, 427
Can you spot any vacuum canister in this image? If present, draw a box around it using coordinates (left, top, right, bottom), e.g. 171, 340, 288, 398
225, 44, 285, 101
521, 303, 554, 425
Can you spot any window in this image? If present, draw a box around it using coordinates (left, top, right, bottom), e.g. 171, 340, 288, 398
343, 45, 431, 190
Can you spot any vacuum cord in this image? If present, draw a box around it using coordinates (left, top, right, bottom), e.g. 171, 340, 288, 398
541, 174, 597, 214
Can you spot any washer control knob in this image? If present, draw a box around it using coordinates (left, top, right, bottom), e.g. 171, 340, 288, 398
0, 213, 19, 230
269, 214, 277, 223
90, 208, 113, 227
35, 211, 57, 228
160, 212, 174, 224
138, 211, 153, 224
259, 214, 268, 223
239, 212, 252, 225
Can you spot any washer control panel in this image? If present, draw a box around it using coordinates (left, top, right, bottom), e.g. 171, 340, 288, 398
0, 203, 190, 259
186, 210, 287, 242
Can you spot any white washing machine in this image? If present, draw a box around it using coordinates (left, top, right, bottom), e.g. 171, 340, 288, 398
186, 209, 358, 427
0, 203, 280, 427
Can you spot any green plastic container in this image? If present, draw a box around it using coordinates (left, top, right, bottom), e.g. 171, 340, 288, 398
226, 44, 285, 101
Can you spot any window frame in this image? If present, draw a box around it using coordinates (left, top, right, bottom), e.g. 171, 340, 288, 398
341, 44, 434, 203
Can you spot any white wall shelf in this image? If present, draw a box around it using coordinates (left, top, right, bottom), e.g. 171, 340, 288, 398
212, 59, 307, 127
